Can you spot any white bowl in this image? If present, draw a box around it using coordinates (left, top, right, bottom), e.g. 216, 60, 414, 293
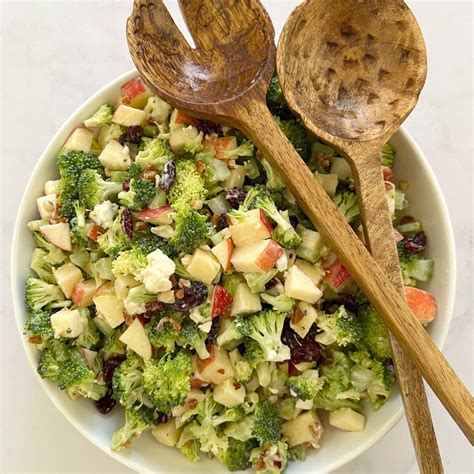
11, 70, 456, 473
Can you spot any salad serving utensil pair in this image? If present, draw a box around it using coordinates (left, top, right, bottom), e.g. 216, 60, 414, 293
126, 2, 474, 467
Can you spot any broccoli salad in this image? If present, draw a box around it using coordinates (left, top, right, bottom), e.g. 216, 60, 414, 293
24, 75, 437, 473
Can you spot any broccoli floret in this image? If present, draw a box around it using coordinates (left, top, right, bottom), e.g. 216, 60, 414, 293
313, 351, 360, 411
243, 185, 301, 249
220, 438, 257, 471
288, 444, 307, 462
381, 143, 395, 167
99, 329, 126, 360
112, 352, 149, 408
30, 249, 55, 283
242, 339, 266, 369
244, 269, 278, 294
37, 347, 62, 380
245, 311, 290, 362
169, 209, 209, 254
77, 169, 122, 210
57, 351, 107, 400
332, 190, 360, 224
397, 242, 435, 285
25, 277, 68, 313
24, 308, 54, 340
69, 202, 90, 247
142, 350, 192, 413
285, 369, 324, 401
315, 306, 362, 347
57, 150, 104, 181
97, 211, 131, 257
267, 74, 291, 119
57, 176, 79, 219
358, 305, 392, 360
177, 423, 201, 462
168, 159, 207, 212
74, 308, 100, 349
111, 406, 156, 451
188, 419, 228, 459
229, 348, 254, 384
252, 400, 282, 444
147, 317, 180, 353
261, 158, 286, 192
349, 350, 394, 410
118, 178, 155, 211
276, 117, 311, 161
132, 231, 175, 257
111, 247, 148, 280
251, 441, 289, 474
83, 104, 113, 128
276, 397, 298, 421
135, 137, 174, 171
260, 293, 296, 312
179, 319, 210, 360
33, 232, 68, 265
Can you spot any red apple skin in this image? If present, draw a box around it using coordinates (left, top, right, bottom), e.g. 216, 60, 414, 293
259, 209, 273, 235
121, 77, 146, 100
221, 239, 234, 271
405, 286, 437, 323
382, 166, 394, 182
87, 224, 101, 242
323, 259, 351, 289
211, 285, 233, 318
174, 110, 198, 126
255, 240, 284, 272
72, 279, 96, 307
203, 136, 237, 159
137, 205, 172, 223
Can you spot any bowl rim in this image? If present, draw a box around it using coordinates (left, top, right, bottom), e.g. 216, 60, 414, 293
10, 68, 457, 473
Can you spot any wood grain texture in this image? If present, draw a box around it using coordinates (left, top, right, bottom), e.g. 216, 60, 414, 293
126, 0, 474, 446
351, 150, 443, 472
275, 0, 442, 469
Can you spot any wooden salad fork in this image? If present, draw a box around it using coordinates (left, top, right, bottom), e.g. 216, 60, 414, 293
277, 0, 441, 470
126, 0, 473, 443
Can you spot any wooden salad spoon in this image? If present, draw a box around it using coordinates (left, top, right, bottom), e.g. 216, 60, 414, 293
126, 0, 473, 443
277, 0, 440, 469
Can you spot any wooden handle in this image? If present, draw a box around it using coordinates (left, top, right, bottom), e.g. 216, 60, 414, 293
350, 153, 443, 472
234, 97, 474, 443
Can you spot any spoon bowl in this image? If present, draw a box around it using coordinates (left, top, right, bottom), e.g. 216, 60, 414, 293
278, 0, 427, 143
127, 0, 274, 119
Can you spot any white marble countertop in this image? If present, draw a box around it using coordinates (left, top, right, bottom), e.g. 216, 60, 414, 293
1, 1, 472, 472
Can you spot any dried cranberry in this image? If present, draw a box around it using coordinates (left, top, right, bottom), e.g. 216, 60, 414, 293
156, 412, 169, 424
225, 187, 247, 209
95, 390, 116, 414
159, 160, 176, 192
385, 358, 395, 376
289, 215, 299, 228
172, 281, 208, 311
122, 180, 130, 192
206, 318, 220, 346
288, 361, 301, 376
137, 301, 166, 325
399, 215, 414, 225
121, 209, 133, 239
216, 214, 229, 232
103, 354, 127, 384
193, 119, 221, 136
282, 324, 323, 365
403, 231, 427, 254
265, 278, 279, 291
321, 293, 359, 314
119, 125, 143, 145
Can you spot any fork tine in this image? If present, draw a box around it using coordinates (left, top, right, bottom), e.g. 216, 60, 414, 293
128, 0, 189, 54
178, 0, 257, 49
